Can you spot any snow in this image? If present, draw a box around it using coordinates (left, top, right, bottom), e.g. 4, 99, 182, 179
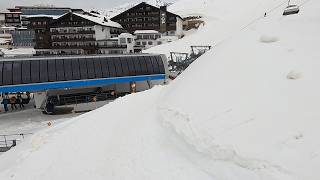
134, 30, 159, 34
1, 0, 320, 179
73, 13, 123, 29
21, 14, 63, 20
0, 48, 35, 56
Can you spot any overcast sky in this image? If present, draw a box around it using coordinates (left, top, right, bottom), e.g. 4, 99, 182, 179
0, 0, 134, 11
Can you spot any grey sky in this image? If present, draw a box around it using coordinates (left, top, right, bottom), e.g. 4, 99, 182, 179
0, 0, 135, 11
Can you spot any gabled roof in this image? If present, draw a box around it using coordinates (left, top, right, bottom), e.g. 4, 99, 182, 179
72, 13, 123, 29
111, 2, 182, 20
55, 12, 123, 29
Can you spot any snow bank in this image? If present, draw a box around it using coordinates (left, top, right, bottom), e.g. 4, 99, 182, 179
1, 0, 320, 179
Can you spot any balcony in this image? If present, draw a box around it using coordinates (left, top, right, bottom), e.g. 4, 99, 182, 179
51, 37, 96, 42
51, 44, 127, 49
50, 30, 95, 35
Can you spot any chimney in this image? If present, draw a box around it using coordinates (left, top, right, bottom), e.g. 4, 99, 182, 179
159, 6, 167, 33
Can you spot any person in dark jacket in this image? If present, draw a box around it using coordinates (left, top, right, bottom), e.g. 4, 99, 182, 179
17, 93, 25, 109
2, 93, 9, 112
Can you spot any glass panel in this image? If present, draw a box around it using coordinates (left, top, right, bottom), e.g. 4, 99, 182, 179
12, 61, 22, 84
120, 57, 130, 76
86, 58, 95, 79
0, 62, 3, 86
156, 56, 165, 74
79, 58, 88, 79
56, 59, 65, 81
71, 59, 80, 80
133, 56, 142, 75
64, 59, 73, 81
93, 58, 102, 78
110, 57, 121, 77
3, 62, 13, 85
30, 60, 40, 83
138, 57, 148, 75
39, 60, 48, 82
151, 56, 160, 74
100, 58, 110, 78
22, 61, 31, 83
127, 57, 136, 76
144, 56, 154, 74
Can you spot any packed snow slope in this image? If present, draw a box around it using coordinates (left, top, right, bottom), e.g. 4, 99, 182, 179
1, 0, 320, 179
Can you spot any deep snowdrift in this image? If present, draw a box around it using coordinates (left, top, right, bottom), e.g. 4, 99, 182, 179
1, 0, 320, 179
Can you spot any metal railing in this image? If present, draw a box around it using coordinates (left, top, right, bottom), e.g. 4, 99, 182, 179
0, 133, 32, 152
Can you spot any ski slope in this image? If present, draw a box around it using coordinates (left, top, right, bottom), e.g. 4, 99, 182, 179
0, 0, 320, 179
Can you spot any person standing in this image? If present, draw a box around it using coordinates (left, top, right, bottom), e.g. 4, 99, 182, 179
17, 93, 25, 109
10, 95, 17, 111
2, 93, 9, 112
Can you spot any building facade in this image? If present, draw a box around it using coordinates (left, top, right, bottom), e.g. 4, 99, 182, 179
111, 2, 183, 38
0, 11, 22, 27
28, 12, 127, 55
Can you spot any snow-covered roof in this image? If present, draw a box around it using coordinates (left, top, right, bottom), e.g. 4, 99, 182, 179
73, 13, 123, 29
119, 33, 135, 37
134, 30, 160, 34
22, 14, 64, 19
0, 26, 17, 30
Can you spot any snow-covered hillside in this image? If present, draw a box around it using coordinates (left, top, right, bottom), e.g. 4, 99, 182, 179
1, 0, 319, 179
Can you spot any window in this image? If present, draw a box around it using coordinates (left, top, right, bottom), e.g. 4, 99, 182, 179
136, 42, 141, 45
142, 41, 146, 45
120, 38, 126, 44
148, 41, 153, 45
157, 41, 162, 45
127, 38, 132, 43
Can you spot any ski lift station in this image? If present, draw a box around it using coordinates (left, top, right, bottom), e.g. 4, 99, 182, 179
0, 54, 168, 109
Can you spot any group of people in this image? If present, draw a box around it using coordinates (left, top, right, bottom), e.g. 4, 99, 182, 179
1, 92, 30, 113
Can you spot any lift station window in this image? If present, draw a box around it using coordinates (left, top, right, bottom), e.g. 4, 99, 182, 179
100, 58, 110, 78
86, 58, 96, 79
79, 58, 88, 79
0, 62, 3, 86
12, 61, 22, 84
71, 59, 80, 80
39, 60, 48, 82
56, 59, 65, 81
48, 60, 56, 82
22, 61, 31, 84
64, 59, 73, 81
93, 58, 103, 78
3, 62, 13, 85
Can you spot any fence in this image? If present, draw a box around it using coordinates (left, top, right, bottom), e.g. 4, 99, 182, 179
0, 133, 32, 152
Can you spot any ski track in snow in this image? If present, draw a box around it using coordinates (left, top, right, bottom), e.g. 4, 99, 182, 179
157, 106, 297, 179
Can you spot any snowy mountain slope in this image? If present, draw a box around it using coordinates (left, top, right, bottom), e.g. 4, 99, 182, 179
157, 0, 320, 179
145, 0, 290, 55
1, 0, 320, 179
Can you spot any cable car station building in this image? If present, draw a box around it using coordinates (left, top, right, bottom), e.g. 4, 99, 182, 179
0, 54, 168, 108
